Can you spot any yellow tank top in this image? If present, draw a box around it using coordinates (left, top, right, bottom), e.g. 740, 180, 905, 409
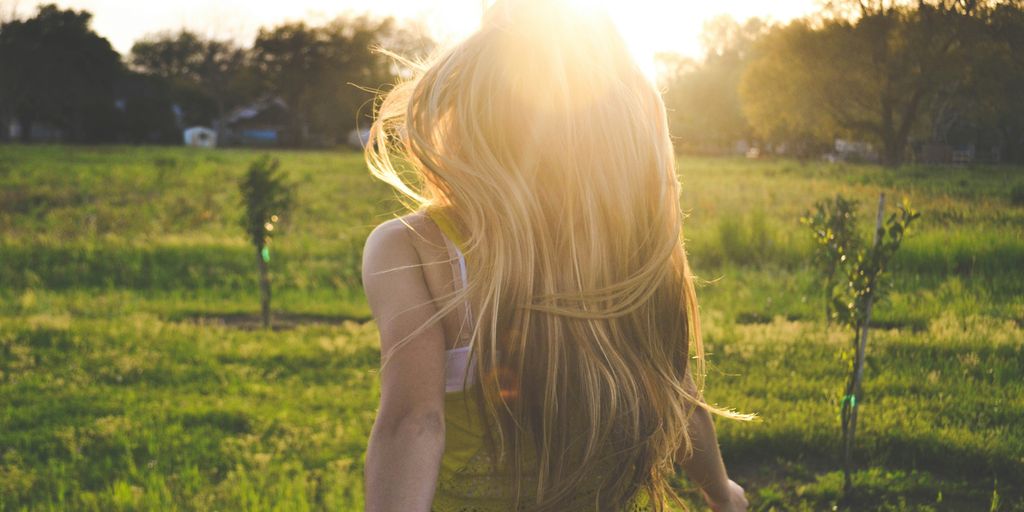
425, 207, 652, 511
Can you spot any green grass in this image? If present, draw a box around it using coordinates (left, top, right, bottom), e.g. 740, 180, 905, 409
0, 145, 1021, 510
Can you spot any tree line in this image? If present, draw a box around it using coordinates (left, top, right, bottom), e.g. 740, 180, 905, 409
2, 2, 1022, 164
0, 4, 432, 147
660, 0, 1024, 166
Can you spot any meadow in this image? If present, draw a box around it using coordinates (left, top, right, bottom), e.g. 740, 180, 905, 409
0, 144, 1021, 511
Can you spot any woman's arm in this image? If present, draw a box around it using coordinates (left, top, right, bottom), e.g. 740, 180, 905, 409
363, 218, 448, 512
676, 373, 748, 511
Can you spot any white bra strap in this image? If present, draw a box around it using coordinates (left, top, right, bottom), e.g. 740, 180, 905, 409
440, 236, 469, 290
454, 246, 468, 290
441, 235, 473, 339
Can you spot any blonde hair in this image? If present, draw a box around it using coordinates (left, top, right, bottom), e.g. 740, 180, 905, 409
367, 1, 745, 509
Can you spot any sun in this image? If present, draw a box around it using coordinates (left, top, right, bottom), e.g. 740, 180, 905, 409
458, 0, 662, 82
562, 0, 661, 81
602, 3, 661, 82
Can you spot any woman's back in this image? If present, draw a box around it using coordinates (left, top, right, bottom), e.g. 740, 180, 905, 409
382, 210, 652, 511
361, 1, 750, 510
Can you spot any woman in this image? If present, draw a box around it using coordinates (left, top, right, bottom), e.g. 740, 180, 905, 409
362, 1, 750, 510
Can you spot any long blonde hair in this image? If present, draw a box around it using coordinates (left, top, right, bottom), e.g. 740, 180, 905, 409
367, 1, 743, 509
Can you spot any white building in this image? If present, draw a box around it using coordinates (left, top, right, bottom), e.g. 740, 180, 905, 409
184, 126, 217, 148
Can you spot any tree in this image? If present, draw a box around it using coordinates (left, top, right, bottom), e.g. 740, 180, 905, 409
803, 194, 919, 497
741, 3, 976, 166
116, 71, 180, 144
970, 3, 1024, 162
130, 30, 254, 136
659, 16, 765, 153
252, 15, 433, 147
0, 4, 122, 142
738, 22, 838, 155
239, 156, 294, 329
251, 21, 324, 146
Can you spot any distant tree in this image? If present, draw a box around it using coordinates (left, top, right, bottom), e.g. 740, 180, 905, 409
970, 3, 1024, 162
738, 22, 838, 155
250, 21, 324, 145
252, 15, 433, 147
659, 16, 765, 154
741, 3, 977, 166
0, 2, 17, 141
117, 71, 180, 144
238, 156, 294, 329
0, 4, 123, 142
698, 14, 767, 61
130, 30, 254, 135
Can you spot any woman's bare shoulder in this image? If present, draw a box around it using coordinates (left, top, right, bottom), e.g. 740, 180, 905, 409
361, 213, 440, 318
363, 213, 444, 272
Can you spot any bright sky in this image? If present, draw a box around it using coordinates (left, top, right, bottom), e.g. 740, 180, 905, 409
11, 0, 819, 64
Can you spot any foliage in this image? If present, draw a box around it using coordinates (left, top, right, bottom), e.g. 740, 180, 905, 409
981, 4, 1024, 163
720, 2, 1024, 164
251, 16, 432, 146
0, 4, 123, 143
128, 16, 429, 145
805, 196, 920, 331
658, 17, 766, 153
130, 30, 253, 129
737, 22, 839, 154
741, 4, 973, 166
0, 7, 433, 146
6, 1, 1024, 160
801, 195, 861, 322
116, 72, 181, 144
238, 155, 294, 328
803, 193, 921, 495
803, 196, 921, 331
238, 155, 293, 254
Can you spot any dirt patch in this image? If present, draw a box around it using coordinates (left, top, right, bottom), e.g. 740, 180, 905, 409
175, 311, 371, 331
735, 312, 804, 325
869, 318, 928, 332
733, 312, 928, 332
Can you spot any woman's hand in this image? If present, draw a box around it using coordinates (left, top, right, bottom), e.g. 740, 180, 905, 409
702, 479, 748, 512
675, 373, 747, 512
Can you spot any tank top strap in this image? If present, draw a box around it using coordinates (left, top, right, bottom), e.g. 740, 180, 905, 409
425, 206, 473, 343
426, 206, 466, 251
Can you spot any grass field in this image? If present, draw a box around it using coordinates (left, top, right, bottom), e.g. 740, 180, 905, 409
0, 144, 1021, 511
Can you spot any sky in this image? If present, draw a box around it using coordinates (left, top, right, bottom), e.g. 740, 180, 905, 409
6, 0, 820, 64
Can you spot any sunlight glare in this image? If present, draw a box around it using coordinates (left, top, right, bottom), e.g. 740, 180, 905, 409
606, 3, 661, 83
541, 0, 660, 82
